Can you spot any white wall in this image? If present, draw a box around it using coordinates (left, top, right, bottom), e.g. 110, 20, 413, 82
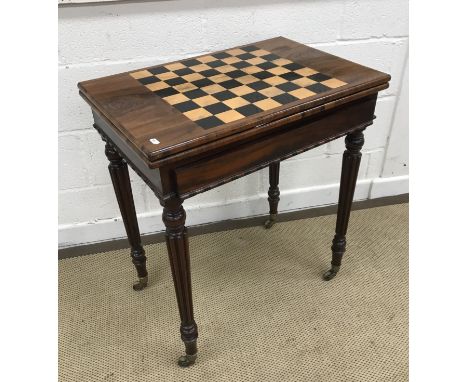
58, 0, 409, 248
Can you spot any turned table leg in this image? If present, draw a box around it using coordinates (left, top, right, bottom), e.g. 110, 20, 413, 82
323, 129, 365, 281
104, 141, 148, 291
264, 161, 280, 229
162, 197, 198, 367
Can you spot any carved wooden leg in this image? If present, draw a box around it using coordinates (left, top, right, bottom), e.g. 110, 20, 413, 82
162, 197, 198, 367
105, 142, 148, 291
324, 129, 365, 281
264, 161, 280, 229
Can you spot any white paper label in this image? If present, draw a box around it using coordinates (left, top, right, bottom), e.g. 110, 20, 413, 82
149, 138, 160, 144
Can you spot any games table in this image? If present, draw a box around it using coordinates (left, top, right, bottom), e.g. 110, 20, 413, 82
78, 37, 390, 367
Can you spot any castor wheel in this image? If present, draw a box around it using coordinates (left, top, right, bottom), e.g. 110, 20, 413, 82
323, 265, 340, 281
132, 276, 148, 291
264, 214, 277, 229
178, 353, 197, 367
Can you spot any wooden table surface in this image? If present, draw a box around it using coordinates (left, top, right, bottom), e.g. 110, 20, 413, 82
78, 36, 389, 168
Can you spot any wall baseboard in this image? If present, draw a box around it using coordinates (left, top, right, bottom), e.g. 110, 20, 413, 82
58, 192, 408, 260
59, 176, 409, 251
370, 175, 409, 198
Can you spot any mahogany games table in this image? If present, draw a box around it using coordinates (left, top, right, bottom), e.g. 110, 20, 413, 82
78, 37, 390, 367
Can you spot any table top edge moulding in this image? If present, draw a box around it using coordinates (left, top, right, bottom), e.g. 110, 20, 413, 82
78, 36, 390, 168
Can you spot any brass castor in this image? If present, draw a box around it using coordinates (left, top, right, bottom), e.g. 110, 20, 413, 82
178, 353, 197, 367
132, 276, 148, 291
264, 214, 277, 229
323, 265, 340, 281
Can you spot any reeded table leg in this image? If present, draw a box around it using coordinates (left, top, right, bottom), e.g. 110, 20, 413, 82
324, 129, 365, 281
162, 197, 198, 367
104, 141, 148, 291
264, 161, 280, 229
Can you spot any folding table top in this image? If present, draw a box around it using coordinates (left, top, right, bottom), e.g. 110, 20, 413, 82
79, 36, 390, 166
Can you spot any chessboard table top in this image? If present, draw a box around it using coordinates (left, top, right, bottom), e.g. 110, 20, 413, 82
78, 37, 390, 166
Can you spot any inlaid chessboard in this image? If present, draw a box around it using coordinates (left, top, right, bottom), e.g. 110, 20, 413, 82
130, 45, 347, 129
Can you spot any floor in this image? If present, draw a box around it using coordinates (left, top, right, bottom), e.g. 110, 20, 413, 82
59, 203, 408, 382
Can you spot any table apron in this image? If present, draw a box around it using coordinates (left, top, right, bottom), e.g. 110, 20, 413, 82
173, 94, 377, 199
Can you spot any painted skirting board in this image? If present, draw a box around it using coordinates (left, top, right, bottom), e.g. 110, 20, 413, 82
369, 175, 409, 198
59, 175, 408, 249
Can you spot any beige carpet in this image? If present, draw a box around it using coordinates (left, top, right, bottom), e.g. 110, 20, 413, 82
59, 203, 408, 382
